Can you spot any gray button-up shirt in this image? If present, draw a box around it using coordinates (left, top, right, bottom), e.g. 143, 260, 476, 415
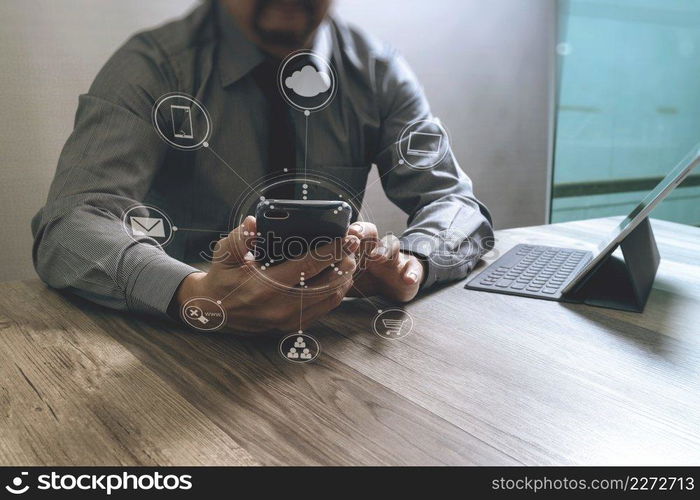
31, 0, 493, 317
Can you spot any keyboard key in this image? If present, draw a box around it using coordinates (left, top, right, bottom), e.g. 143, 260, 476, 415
470, 246, 591, 295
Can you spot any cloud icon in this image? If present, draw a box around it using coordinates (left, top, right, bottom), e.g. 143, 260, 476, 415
285, 65, 331, 98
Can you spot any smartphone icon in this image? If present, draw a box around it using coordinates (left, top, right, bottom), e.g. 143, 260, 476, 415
170, 104, 194, 139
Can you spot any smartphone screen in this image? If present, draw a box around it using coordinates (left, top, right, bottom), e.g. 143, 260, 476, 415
254, 200, 352, 264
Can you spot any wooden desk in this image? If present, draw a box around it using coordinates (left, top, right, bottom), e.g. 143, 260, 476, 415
1, 217, 699, 465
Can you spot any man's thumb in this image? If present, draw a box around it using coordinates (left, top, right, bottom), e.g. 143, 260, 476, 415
214, 216, 257, 266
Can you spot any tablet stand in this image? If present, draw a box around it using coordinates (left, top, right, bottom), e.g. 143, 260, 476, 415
562, 217, 660, 313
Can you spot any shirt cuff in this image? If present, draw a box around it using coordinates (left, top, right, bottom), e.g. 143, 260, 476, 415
126, 253, 200, 317
399, 232, 475, 289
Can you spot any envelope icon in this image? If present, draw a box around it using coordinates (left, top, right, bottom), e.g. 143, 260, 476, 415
130, 216, 165, 238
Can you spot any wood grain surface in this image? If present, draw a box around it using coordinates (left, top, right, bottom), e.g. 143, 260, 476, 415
0, 217, 698, 465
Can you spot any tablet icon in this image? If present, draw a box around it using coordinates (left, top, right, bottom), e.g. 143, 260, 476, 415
5, 472, 29, 495
152, 93, 211, 150
170, 104, 194, 139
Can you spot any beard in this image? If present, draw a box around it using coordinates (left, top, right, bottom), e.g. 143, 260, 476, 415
252, 0, 319, 48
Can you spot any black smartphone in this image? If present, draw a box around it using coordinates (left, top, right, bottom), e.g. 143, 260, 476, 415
254, 199, 352, 264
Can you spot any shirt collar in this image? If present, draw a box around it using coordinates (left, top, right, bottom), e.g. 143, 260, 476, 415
310, 19, 333, 66
216, 1, 334, 88
216, 1, 265, 87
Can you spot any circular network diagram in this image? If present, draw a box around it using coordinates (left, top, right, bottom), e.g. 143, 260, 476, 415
279, 333, 321, 363
372, 308, 415, 340
181, 297, 227, 332
121, 204, 175, 248
278, 50, 337, 114
397, 119, 450, 170
228, 170, 375, 297
152, 93, 212, 150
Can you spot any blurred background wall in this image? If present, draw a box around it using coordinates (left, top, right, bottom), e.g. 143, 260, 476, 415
0, 0, 555, 282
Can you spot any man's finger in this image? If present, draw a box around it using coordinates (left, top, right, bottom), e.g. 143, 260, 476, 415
304, 252, 357, 289
401, 254, 424, 285
348, 221, 378, 242
213, 216, 257, 267
369, 233, 400, 264
265, 235, 360, 286
299, 278, 354, 330
348, 221, 380, 254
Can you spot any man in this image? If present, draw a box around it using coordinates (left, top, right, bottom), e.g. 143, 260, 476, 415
31, 0, 493, 334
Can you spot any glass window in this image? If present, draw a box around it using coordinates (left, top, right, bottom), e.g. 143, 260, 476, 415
552, 0, 700, 225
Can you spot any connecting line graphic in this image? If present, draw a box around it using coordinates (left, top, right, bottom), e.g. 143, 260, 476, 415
304, 113, 309, 183
299, 291, 304, 332
216, 272, 256, 304
204, 144, 263, 197
173, 227, 223, 233
346, 161, 403, 205
350, 283, 381, 311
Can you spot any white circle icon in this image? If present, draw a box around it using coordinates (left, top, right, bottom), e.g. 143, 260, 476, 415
122, 204, 175, 248
278, 333, 320, 363
397, 119, 450, 170
278, 51, 337, 113
152, 93, 212, 150
428, 228, 473, 269
372, 309, 415, 340
181, 297, 226, 332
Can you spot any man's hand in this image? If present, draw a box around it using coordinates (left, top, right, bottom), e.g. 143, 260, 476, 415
347, 222, 427, 303
174, 216, 360, 334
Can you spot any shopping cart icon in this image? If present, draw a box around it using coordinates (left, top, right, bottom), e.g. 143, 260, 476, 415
382, 318, 407, 336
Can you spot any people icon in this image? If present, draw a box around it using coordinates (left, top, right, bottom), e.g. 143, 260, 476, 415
279, 333, 320, 363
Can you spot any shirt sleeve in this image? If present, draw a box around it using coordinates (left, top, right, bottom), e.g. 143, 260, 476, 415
31, 35, 198, 317
373, 50, 495, 289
